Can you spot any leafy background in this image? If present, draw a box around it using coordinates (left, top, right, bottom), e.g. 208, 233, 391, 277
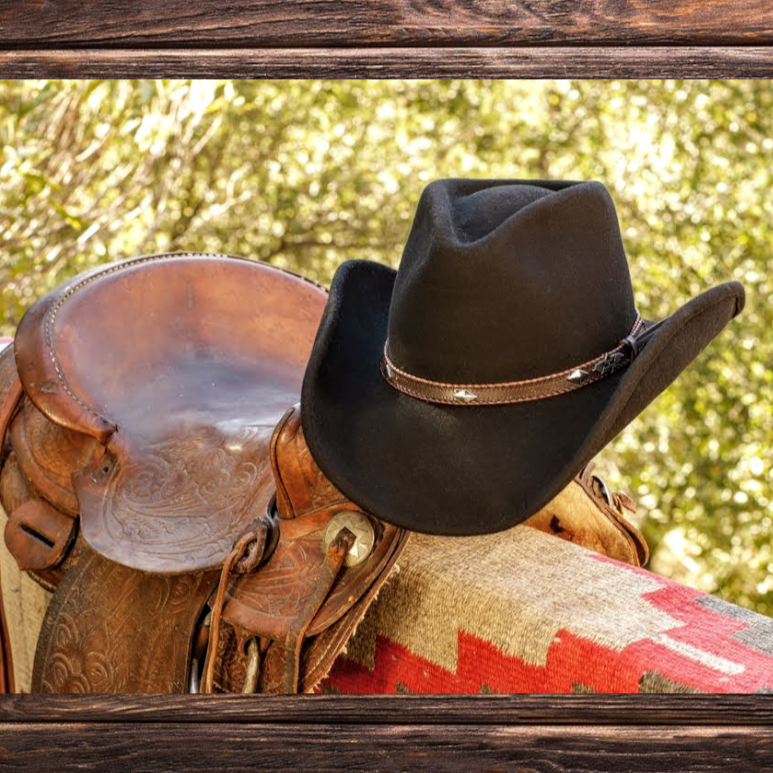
1, 80, 771, 615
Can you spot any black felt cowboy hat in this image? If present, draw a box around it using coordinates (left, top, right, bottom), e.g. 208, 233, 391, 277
301, 179, 745, 535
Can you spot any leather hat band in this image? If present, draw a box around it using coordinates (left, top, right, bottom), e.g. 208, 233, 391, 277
382, 314, 647, 406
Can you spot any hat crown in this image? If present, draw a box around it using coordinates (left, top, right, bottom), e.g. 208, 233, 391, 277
387, 179, 638, 383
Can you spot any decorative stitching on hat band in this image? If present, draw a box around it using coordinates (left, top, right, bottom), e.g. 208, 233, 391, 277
381, 313, 646, 406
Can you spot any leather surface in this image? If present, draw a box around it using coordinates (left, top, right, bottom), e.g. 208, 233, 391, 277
217, 406, 409, 693
10, 399, 95, 516
0, 452, 70, 590
14, 254, 328, 573
4, 498, 76, 572
32, 537, 218, 693
523, 462, 649, 567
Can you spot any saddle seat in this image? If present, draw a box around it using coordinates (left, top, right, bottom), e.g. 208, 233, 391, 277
12, 253, 327, 573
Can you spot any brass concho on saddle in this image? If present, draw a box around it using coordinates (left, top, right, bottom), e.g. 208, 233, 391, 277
0, 254, 408, 693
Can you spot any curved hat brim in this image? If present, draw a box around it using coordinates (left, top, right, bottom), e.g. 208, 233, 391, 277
301, 260, 745, 535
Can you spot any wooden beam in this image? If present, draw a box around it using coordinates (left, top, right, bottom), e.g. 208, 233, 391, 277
2, 46, 773, 78
0, 695, 771, 772
1, 0, 773, 47
1, 693, 772, 724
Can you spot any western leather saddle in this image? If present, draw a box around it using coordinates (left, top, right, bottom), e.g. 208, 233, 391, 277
0, 253, 407, 693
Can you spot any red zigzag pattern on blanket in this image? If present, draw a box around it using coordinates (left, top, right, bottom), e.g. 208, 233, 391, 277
322, 554, 773, 694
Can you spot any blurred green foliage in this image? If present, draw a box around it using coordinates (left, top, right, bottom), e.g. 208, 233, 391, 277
1, 79, 771, 614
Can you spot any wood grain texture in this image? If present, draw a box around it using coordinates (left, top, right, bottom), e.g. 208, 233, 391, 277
2, 46, 773, 78
0, 721, 770, 772
1, 3, 771, 770
1, 0, 773, 48
1, 694, 772, 724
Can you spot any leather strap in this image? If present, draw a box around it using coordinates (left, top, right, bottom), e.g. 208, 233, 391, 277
200, 519, 274, 694
382, 313, 646, 406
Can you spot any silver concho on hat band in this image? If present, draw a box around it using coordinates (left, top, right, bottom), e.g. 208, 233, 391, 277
381, 313, 647, 406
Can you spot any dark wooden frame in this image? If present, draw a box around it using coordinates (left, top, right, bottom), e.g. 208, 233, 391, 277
0, 47, 771, 78
1, 2, 772, 770
1, 694, 772, 770
1, 1, 773, 77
